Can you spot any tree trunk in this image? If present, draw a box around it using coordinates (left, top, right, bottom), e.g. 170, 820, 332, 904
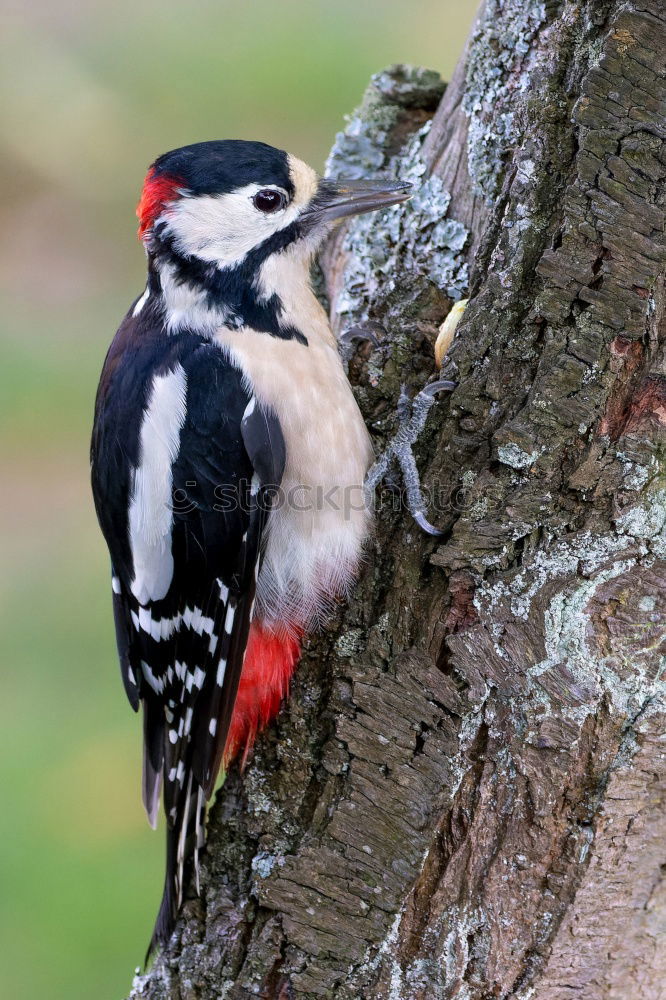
131, 2, 666, 997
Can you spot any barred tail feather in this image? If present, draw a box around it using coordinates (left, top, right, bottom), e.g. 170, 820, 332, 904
145, 620, 300, 963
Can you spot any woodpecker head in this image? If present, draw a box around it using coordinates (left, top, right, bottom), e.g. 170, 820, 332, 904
135, 140, 410, 335
138, 139, 410, 266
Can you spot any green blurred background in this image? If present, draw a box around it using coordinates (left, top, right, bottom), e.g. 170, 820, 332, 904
0, 2, 475, 996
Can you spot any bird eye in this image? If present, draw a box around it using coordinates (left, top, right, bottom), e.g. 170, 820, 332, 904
253, 189, 286, 213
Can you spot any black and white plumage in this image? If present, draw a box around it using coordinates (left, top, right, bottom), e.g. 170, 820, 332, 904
92, 303, 284, 942
90, 140, 411, 953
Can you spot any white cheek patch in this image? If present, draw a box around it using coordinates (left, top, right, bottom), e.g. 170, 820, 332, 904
128, 365, 187, 604
163, 183, 302, 269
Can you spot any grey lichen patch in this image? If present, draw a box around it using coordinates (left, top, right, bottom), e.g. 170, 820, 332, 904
251, 850, 283, 880
463, 0, 547, 201
326, 98, 395, 181
326, 64, 445, 180
616, 488, 666, 557
528, 539, 666, 732
130, 964, 171, 999
334, 124, 469, 326
533, 556, 640, 720
497, 441, 544, 469
382, 902, 484, 1000
216, 983, 236, 1000
242, 764, 289, 829
129, 972, 149, 998
357, 909, 404, 992
325, 64, 468, 332
618, 454, 654, 492
476, 490, 666, 731
477, 531, 633, 623
335, 627, 366, 658
376, 611, 391, 633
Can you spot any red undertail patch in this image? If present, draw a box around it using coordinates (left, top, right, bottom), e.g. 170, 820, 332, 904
136, 167, 184, 238
224, 622, 301, 768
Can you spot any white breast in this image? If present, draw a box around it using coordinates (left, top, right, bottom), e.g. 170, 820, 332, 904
215, 258, 374, 632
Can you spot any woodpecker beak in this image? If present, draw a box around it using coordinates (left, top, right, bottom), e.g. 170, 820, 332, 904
307, 178, 412, 224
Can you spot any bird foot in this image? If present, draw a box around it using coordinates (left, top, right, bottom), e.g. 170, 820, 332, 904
355, 300, 467, 534
365, 377, 456, 536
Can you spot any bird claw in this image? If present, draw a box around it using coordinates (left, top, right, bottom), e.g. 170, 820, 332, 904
365, 376, 455, 536
411, 508, 446, 537
339, 321, 386, 361
419, 378, 457, 398
339, 323, 382, 348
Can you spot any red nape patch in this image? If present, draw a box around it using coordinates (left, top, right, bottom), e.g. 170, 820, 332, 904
136, 167, 184, 238
224, 622, 302, 768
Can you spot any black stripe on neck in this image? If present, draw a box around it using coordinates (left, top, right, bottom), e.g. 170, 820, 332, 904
152, 223, 308, 345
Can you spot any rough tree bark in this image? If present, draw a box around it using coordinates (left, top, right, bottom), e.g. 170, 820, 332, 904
131, 2, 666, 997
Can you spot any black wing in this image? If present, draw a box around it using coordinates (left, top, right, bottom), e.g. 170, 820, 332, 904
91, 307, 285, 947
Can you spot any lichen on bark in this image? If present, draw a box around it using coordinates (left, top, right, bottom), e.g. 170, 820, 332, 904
463, 0, 547, 202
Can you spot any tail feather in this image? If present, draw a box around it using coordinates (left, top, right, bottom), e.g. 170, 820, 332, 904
146, 624, 301, 960
194, 784, 205, 894
142, 753, 162, 831
146, 768, 207, 963
146, 822, 178, 963
175, 771, 193, 904
142, 698, 164, 830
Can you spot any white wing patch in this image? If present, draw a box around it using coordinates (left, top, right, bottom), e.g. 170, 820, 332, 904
129, 365, 187, 604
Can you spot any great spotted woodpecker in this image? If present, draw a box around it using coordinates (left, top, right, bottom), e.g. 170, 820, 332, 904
90, 139, 411, 951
